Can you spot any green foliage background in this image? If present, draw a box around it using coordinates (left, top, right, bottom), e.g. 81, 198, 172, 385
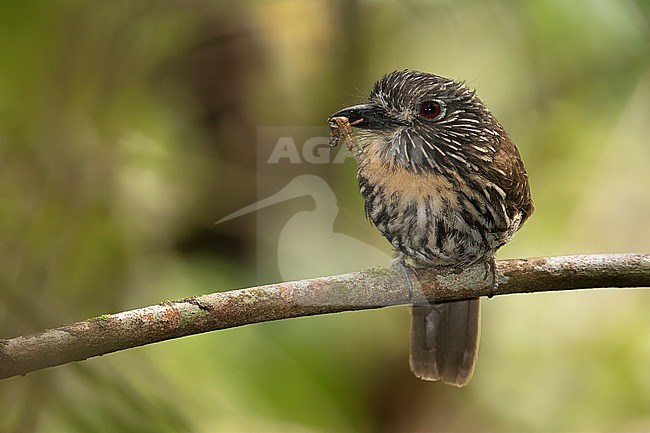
1, 1, 648, 432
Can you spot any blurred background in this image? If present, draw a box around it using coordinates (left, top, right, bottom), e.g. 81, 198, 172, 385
1, 0, 648, 432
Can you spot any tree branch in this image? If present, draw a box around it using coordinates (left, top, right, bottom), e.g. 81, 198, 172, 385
1, 253, 648, 379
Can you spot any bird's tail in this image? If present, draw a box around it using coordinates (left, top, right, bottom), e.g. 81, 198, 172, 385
409, 299, 481, 387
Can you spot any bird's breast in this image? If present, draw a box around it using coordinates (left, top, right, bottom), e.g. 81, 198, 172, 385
357, 156, 513, 267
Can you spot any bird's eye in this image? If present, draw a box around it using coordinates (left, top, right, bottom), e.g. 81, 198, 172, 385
419, 100, 445, 120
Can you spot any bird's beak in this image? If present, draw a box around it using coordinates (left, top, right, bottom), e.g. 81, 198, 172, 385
328, 104, 404, 130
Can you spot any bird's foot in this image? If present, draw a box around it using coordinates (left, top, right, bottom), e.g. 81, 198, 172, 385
483, 257, 498, 298
391, 252, 421, 304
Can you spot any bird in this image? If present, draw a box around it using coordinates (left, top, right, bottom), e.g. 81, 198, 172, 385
328, 70, 534, 387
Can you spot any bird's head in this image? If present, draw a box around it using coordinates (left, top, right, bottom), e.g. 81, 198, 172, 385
329, 70, 505, 174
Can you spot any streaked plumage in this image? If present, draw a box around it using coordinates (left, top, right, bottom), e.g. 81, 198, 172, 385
329, 70, 533, 386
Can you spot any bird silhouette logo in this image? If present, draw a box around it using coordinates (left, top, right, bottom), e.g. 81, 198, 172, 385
217, 174, 391, 299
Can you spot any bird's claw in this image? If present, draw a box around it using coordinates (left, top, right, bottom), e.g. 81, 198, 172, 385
483, 257, 498, 298
392, 252, 421, 304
